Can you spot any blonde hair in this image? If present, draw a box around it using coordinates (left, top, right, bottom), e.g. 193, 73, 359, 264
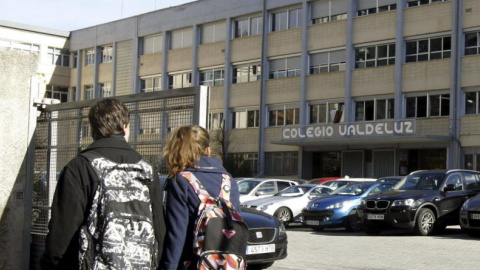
163, 125, 210, 177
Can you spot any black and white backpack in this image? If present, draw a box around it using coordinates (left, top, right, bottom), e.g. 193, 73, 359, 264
78, 151, 158, 270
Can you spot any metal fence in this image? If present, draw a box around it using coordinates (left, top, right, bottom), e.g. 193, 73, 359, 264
30, 86, 207, 245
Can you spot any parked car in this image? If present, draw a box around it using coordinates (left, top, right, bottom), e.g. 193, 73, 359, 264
306, 177, 341, 185
376, 176, 403, 183
301, 182, 394, 232
241, 207, 288, 269
460, 186, 480, 237
241, 184, 334, 226
358, 169, 480, 236
320, 177, 377, 190
238, 179, 298, 203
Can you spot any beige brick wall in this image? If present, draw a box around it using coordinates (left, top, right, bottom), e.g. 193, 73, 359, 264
98, 62, 113, 83
267, 28, 302, 57
461, 55, 480, 88
353, 11, 396, 45
416, 117, 450, 136
460, 115, 480, 147
50, 74, 70, 86
230, 81, 261, 107
402, 59, 450, 92
209, 85, 224, 110
70, 68, 77, 87
306, 72, 345, 101
352, 66, 395, 97
139, 53, 163, 77
463, 0, 480, 29
404, 2, 451, 37
231, 35, 262, 63
81, 65, 94, 85
228, 129, 260, 153
198, 42, 226, 68
167, 47, 192, 72
115, 40, 133, 96
266, 77, 301, 104
264, 127, 298, 152
308, 21, 346, 51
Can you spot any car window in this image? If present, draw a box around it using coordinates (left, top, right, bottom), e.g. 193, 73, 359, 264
277, 181, 292, 192
331, 183, 373, 196
311, 187, 332, 196
394, 173, 443, 190
444, 173, 464, 191
368, 183, 393, 196
277, 185, 308, 197
238, 181, 260, 194
258, 181, 276, 194
465, 172, 480, 190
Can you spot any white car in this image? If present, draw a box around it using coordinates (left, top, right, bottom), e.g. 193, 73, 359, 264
237, 178, 298, 203
241, 184, 334, 226
321, 177, 377, 190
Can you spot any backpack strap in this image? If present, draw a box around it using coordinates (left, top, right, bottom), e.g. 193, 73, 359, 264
180, 172, 233, 207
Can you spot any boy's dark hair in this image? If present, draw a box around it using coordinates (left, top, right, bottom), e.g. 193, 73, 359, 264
88, 98, 130, 140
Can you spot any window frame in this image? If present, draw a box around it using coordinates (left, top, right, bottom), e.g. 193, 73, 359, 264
232, 63, 262, 84
100, 45, 113, 63
168, 71, 192, 89
357, 4, 396, 17
199, 68, 225, 87
405, 36, 451, 63
231, 108, 260, 129
271, 8, 302, 32
140, 75, 162, 93
85, 48, 95, 66
355, 98, 395, 122
48, 47, 70, 67
268, 105, 300, 127
309, 102, 344, 124
465, 31, 480, 56
355, 43, 396, 69
45, 85, 69, 103
405, 92, 450, 118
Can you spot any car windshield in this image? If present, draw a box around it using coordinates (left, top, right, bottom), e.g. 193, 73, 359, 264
238, 180, 261, 195
275, 185, 310, 197
330, 182, 374, 196
393, 173, 444, 191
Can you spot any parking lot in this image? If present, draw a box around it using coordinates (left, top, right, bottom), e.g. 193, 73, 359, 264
269, 224, 479, 270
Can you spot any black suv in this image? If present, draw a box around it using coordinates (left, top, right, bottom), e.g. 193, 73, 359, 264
357, 170, 480, 236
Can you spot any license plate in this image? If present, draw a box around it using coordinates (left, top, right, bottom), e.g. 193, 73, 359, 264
246, 244, 275, 255
306, 220, 320, 226
471, 214, 480, 220
367, 214, 384, 220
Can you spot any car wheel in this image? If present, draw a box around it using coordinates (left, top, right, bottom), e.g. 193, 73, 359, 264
345, 209, 361, 232
248, 262, 274, 269
414, 208, 436, 236
363, 223, 382, 235
274, 207, 292, 227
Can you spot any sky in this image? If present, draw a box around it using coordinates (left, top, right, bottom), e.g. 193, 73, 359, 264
0, 0, 197, 32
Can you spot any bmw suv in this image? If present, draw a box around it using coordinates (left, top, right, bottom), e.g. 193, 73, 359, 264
357, 170, 480, 236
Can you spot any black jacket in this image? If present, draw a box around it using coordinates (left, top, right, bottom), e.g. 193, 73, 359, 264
160, 156, 240, 270
40, 136, 165, 269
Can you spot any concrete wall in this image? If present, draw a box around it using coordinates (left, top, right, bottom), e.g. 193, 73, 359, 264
0, 48, 39, 270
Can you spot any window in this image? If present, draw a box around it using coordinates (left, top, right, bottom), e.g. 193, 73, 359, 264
99, 82, 112, 98
139, 113, 161, 135
232, 64, 261, 83
234, 16, 263, 38
310, 50, 346, 74
269, 106, 299, 126
48, 47, 69, 67
355, 43, 395, 68
170, 28, 193, 50
407, 0, 449, 7
72, 52, 78, 68
71, 87, 77, 102
140, 75, 162, 92
101, 45, 113, 63
406, 93, 450, 118
312, 13, 347, 25
227, 153, 258, 176
406, 36, 451, 62
444, 173, 464, 191
271, 8, 302, 32
358, 4, 396, 17
355, 98, 394, 121
309, 102, 344, 124
143, 34, 163, 55
84, 85, 95, 100
465, 90, 480, 115
201, 21, 226, 44
168, 72, 192, 89
200, 69, 224, 86
0, 39, 40, 54
85, 49, 95, 66
269, 56, 301, 79
265, 152, 298, 175
464, 152, 480, 172
44, 85, 68, 103
465, 32, 480, 56
464, 172, 480, 190
232, 109, 260, 129
208, 111, 224, 130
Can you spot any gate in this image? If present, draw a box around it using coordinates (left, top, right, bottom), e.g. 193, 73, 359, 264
30, 86, 208, 268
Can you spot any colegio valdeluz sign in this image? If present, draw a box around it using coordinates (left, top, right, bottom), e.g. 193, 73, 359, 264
281, 120, 416, 141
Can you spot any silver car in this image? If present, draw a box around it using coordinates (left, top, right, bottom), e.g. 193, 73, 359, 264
237, 178, 298, 203
241, 184, 334, 226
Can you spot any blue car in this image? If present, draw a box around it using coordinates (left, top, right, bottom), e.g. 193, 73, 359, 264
301, 182, 394, 232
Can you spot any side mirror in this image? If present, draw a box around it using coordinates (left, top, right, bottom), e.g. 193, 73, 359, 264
444, 184, 456, 192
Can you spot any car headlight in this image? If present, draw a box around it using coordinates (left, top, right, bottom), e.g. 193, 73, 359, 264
359, 199, 366, 206
258, 203, 273, 211
278, 222, 287, 236
391, 198, 415, 207
326, 200, 356, 210
461, 199, 471, 211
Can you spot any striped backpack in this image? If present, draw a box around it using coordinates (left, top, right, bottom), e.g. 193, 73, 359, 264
78, 151, 159, 270
180, 172, 248, 270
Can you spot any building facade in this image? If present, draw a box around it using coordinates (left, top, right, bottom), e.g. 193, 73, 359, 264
62, 0, 480, 179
